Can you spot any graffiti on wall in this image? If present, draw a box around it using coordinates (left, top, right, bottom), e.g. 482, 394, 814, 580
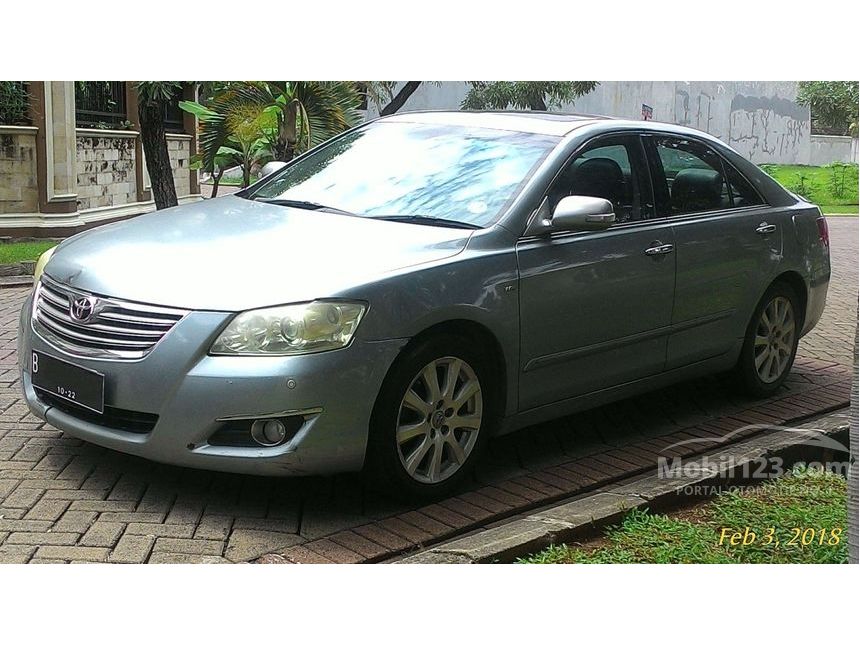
728, 95, 808, 162
674, 89, 716, 134
670, 85, 810, 163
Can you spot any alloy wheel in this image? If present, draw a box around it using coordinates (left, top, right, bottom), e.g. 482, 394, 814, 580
754, 295, 796, 384
395, 356, 483, 484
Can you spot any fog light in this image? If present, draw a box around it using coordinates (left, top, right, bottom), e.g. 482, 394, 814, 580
250, 418, 288, 446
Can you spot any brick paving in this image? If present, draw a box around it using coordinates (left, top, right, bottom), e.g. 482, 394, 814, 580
0, 217, 856, 564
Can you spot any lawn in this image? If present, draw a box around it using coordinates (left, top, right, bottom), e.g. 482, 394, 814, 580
0, 241, 56, 265
201, 175, 245, 186
760, 163, 858, 215
519, 466, 847, 564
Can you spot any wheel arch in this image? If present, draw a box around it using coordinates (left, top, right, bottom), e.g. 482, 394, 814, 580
768, 270, 808, 329
390, 318, 510, 422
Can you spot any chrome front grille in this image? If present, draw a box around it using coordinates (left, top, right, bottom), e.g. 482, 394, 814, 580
33, 276, 188, 360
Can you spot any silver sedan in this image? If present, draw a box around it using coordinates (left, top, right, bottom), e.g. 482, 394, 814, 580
18, 111, 830, 498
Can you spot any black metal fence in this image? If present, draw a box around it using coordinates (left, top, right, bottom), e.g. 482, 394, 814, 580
75, 81, 186, 132
163, 92, 185, 133
75, 81, 128, 128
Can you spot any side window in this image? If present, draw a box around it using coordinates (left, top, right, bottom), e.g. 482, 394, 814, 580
547, 138, 648, 224
724, 162, 765, 208
649, 137, 732, 216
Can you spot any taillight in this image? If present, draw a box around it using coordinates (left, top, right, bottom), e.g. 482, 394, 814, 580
816, 216, 830, 248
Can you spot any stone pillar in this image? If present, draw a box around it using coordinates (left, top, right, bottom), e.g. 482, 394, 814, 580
33, 81, 78, 213
125, 83, 151, 203
182, 83, 200, 196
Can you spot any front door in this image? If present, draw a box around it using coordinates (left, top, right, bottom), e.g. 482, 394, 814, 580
516, 135, 676, 411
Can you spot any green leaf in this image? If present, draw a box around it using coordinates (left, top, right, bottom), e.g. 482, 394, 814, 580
178, 100, 215, 119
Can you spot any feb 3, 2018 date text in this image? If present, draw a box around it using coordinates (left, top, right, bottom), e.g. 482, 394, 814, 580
718, 527, 843, 548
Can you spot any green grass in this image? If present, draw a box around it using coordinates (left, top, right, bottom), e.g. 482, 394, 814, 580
819, 205, 858, 215
759, 163, 858, 215
0, 241, 56, 265
201, 176, 245, 187
519, 466, 848, 564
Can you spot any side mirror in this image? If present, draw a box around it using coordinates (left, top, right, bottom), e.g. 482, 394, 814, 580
525, 195, 616, 236
260, 161, 288, 178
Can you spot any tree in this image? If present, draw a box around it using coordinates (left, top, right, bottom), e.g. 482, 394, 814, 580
366, 81, 424, 115
797, 81, 859, 136
187, 82, 361, 172
180, 99, 272, 190
461, 81, 598, 111
136, 81, 182, 209
191, 146, 244, 198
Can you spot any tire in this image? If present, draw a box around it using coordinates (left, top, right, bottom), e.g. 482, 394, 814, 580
366, 333, 498, 500
735, 281, 802, 397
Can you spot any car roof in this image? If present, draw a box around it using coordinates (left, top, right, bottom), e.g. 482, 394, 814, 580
376, 110, 729, 146
377, 110, 610, 136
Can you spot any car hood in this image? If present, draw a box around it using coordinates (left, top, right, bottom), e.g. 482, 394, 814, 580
45, 196, 473, 311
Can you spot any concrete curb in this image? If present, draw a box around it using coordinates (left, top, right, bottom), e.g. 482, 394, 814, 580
397, 410, 851, 564
0, 275, 33, 289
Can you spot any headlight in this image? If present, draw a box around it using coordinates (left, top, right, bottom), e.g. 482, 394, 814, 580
210, 301, 366, 356
33, 246, 56, 282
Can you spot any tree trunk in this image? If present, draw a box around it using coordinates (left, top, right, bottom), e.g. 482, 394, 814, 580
528, 94, 548, 111
211, 167, 224, 198
138, 98, 178, 209
278, 103, 299, 162
284, 140, 296, 162
380, 81, 422, 116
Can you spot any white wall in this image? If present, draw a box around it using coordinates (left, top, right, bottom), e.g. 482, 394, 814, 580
365, 81, 833, 165
809, 135, 859, 166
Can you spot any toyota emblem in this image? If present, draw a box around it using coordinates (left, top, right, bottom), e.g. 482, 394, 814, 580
70, 296, 97, 323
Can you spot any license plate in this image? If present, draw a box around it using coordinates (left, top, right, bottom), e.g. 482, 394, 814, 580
31, 350, 105, 414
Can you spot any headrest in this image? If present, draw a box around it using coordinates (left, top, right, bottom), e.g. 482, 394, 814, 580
671, 168, 722, 210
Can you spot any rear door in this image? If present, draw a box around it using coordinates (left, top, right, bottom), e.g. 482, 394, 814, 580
643, 134, 779, 369
516, 134, 676, 410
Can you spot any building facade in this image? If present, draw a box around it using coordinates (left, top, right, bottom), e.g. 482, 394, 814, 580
0, 82, 200, 237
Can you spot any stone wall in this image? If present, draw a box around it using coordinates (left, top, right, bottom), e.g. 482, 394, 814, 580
167, 134, 192, 198
0, 126, 38, 214
75, 131, 137, 211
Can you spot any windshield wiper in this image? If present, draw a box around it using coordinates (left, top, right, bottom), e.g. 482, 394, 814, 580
255, 198, 356, 216
371, 215, 481, 230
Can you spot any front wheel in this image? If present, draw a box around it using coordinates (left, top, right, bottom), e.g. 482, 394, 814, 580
367, 334, 496, 500
735, 281, 801, 397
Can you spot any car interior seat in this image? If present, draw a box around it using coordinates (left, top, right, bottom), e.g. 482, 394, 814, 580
671, 168, 723, 213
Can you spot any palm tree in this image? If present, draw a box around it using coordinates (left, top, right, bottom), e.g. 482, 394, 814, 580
184, 82, 361, 178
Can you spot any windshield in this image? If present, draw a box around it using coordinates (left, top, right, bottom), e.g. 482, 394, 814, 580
248, 121, 558, 227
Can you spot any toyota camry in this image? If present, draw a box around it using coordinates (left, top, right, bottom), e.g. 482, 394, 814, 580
18, 111, 830, 498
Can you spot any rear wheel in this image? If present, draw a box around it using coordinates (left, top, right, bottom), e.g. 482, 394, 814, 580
735, 281, 801, 397
367, 334, 496, 500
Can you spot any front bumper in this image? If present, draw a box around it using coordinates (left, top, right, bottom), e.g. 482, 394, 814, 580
18, 292, 406, 476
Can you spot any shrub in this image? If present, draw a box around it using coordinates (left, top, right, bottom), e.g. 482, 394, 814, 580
789, 172, 816, 200
826, 162, 854, 200
0, 82, 30, 125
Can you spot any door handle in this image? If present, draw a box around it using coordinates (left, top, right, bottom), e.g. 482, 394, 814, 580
756, 222, 777, 235
644, 243, 674, 256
